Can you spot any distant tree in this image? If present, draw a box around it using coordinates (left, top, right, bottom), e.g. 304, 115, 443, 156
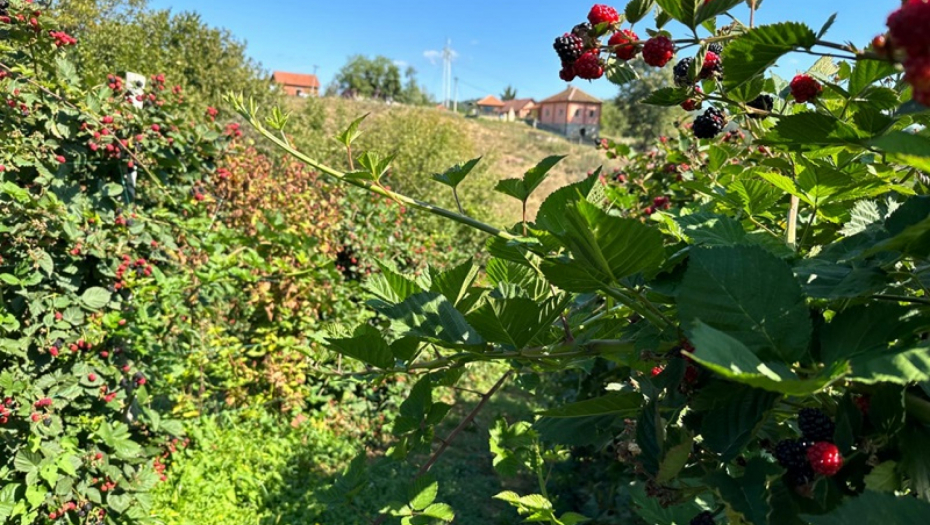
612, 60, 684, 148
331, 56, 432, 105
53, 0, 273, 106
501, 85, 517, 101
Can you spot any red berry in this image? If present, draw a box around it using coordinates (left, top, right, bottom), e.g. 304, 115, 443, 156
807, 442, 843, 476
650, 366, 665, 377
643, 36, 675, 67
56, 155, 66, 164
49, 347, 59, 357
887, 0, 930, 56
609, 29, 639, 61
151, 124, 160, 132
905, 55, 930, 93
559, 65, 576, 82
573, 51, 604, 80
54, 312, 62, 321
789, 74, 823, 103
681, 98, 700, 111
699, 51, 721, 79
88, 374, 97, 382
588, 4, 620, 26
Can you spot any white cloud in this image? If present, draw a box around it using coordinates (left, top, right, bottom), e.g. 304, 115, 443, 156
394, 60, 409, 68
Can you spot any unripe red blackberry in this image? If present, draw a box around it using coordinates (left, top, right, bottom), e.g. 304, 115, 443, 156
573, 51, 604, 80
588, 4, 620, 26
673, 58, 694, 87
559, 65, 576, 82
643, 36, 675, 67
699, 51, 722, 79
807, 442, 843, 477
887, 0, 930, 56
790, 74, 822, 103
554, 33, 585, 64
690, 511, 715, 525
609, 29, 639, 61
692, 107, 726, 139
747, 94, 774, 119
681, 98, 701, 111
798, 408, 835, 442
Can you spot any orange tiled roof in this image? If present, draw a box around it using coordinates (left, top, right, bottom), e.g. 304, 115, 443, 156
271, 71, 320, 88
476, 95, 505, 107
500, 98, 536, 112
538, 86, 601, 105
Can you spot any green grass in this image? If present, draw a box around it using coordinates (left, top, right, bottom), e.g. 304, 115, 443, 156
151, 365, 541, 525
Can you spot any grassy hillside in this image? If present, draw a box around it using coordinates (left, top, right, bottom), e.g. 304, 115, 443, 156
283, 97, 622, 225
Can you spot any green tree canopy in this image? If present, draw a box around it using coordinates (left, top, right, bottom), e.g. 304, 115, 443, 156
612, 60, 684, 148
330, 55, 433, 105
52, 0, 273, 106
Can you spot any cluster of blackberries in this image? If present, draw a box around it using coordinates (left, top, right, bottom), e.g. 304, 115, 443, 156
0, 1, 9, 17
775, 408, 843, 486
693, 107, 727, 139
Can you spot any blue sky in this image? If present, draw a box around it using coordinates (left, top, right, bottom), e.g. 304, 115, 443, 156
148, 0, 898, 102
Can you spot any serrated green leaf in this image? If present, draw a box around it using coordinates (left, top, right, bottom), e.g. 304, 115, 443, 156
374, 292, 484, 348
802, 491, 930, 524
326, 325, 394, 369
80, 287, 111, 310
538, 392, 644, 418
541, 201, 666, 293
687, 322, 839, 395
679, 246, 811, 363
408, 475, 438, 511
656, 435, 693, 483
625, 0, 656, 24
723, 23, 818, 90
700, 386, 778, 461
431, 157, 481, 188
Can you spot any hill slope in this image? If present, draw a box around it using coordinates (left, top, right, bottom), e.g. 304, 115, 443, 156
283, 97, 622, 224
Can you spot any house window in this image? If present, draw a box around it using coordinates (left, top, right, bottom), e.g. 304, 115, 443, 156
296, 89, 303, 97
589, 110, 596, 117
558, 109, 564, 116
575, 109, 581, 117
545, 109, 550, 117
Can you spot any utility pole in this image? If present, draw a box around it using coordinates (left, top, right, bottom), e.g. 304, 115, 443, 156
442, 39, 454, 108
453, 77, 459, 113
313, 65, 319, 76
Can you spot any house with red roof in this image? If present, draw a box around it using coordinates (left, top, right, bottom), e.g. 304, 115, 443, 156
475, 95, 505, 116
535, 86, 602, 140
500, 98, 538, 120
271, 71, 320, 98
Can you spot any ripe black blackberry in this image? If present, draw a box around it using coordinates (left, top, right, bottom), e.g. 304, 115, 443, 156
747, 94, 774, 119
0, 1, 8, 16
554, 33, 585, 64
673, 58, 694, 87
786, 463, 817, 487
774, 439, 810, 470
693, 107, 726, 139
708, 42, 724, 55
572, 22, 598, 49
690, 511, 715, 525
799, 408, 835, 442
572, 22, 594, 38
